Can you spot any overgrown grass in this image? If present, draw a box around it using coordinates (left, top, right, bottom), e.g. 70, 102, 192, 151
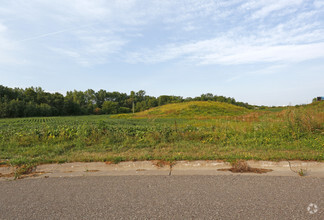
0, 102, 323, 167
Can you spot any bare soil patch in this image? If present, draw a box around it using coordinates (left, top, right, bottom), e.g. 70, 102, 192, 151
85, 170, 99, 172
153, 160, 175, 168
218, 160, 272, 174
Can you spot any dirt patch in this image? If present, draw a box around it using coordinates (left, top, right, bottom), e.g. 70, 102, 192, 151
153, 160, 175, 168
0, 164, 10, 168
136, 169, 147, 171
0, 164, 46, 180
218, 160, 272, 174
0, 171, 45, 179
0, 172, 14, 178
18, 172, 45, 179
85, 170, 99, 172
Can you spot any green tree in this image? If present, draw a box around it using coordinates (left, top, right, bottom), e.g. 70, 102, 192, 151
102, 101, 118, 114
37, 103, 52, 116
8, 99, 25, 117
24, 102, 37, 117
96, 89, 107, 108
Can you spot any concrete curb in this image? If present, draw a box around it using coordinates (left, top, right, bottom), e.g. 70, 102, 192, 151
1, 160, 324, 180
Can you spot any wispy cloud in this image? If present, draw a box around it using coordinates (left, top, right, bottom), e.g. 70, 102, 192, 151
50, 30, 128, 66
0, 22, 23, 64
0, 0, 323, 106
241, 0, 303, 19
0, 23, 7, 32
313, 0, 324, 8
123, 0, 324, 65
182, 23, 198, 32
201, 43, 324, 65
0, 0, 323, 67
17, 24, 93, 42
125, 39, 324, 65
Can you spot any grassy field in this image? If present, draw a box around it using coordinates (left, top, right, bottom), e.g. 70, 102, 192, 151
0, 101, 323, 167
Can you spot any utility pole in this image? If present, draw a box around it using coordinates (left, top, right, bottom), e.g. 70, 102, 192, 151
132, 101, 135, 114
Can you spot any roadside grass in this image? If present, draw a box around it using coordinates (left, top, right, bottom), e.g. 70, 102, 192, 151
0, 102, 323, 170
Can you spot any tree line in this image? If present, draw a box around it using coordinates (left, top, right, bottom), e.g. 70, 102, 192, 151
0, 85, 253, 118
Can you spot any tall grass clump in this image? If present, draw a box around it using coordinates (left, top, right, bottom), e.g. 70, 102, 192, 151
285, 107, 324, 136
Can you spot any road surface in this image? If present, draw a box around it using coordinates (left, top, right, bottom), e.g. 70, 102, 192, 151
0, 175, 323, 219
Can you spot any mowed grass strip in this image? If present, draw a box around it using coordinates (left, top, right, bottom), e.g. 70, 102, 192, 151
0, 102, 323, 166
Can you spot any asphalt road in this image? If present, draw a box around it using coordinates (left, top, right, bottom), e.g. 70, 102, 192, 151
0, 175, 323, 219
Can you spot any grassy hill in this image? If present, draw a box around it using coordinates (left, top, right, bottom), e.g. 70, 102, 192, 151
305, 100, 324, 110
113, 101, 249, 119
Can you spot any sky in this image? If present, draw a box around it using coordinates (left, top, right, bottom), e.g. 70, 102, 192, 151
0, 0, 323, 106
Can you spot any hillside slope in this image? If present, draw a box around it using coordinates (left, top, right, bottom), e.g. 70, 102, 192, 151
113, 101, 249, 119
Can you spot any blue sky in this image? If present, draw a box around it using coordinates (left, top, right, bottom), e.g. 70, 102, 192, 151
0, 0, 323, 106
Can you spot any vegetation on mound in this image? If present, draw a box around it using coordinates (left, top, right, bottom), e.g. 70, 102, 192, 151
113, 101, 249, 119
